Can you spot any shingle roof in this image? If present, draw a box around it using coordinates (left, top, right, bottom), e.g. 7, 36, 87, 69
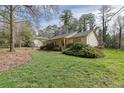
49, 30, 92, 40
50, 34, 68, 40
73, 30, 92, 37
50, 31, 78, 40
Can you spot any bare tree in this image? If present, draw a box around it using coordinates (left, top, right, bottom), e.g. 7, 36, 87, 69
111, 22, 117, 48
99, 5, 113, 46
0, 5, 58, 52
79, 13, 95, 32
60, 10, 73, 34
116, 16, 124, 49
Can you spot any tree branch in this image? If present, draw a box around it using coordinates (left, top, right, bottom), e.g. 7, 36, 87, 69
0, 20, 10, 24
0, 12, 10, 22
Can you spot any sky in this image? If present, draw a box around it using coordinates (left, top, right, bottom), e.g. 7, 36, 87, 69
40, 5, 100, 29
40, 5, 123, 29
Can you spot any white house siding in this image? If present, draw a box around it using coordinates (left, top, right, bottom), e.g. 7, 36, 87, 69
86, 31, 98, 47
33, 39, 43, 48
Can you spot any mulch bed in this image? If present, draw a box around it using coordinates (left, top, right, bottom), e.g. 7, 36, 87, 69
0, 51, 32, 72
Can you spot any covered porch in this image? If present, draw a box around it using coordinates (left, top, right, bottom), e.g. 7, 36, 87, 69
47, 38, 74, 48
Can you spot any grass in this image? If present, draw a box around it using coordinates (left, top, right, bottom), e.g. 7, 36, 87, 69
0, 48, 124, 87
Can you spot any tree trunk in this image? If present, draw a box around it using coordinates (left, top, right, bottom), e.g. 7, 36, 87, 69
119, 27, 122, 49
102, 9, 105, 46
83, 19, 86, 32
66, 25, 68, 34
113, 32, 116, 48
99, 29, 103, 46
9, 5, 15, 52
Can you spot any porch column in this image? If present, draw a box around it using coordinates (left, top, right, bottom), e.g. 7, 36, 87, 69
63, 38, 66, 48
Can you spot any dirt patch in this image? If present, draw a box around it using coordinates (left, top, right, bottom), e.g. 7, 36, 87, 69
0, 50, 32, 72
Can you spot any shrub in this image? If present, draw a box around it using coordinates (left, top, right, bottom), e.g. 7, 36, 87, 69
66, 43, 75, 48
79, 47, 104, 58
53, 45, 61, 51
62, 48, 74, 55
40, 43, 61, 51
70, 43, 84, 50
45, 43, 55, 50
79, 47, 96, 58
62, 43, 104, 58
66, 43, 88, 50
40, 46, 46, 50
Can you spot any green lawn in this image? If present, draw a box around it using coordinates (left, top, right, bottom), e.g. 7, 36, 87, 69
0, 49, 124, 87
